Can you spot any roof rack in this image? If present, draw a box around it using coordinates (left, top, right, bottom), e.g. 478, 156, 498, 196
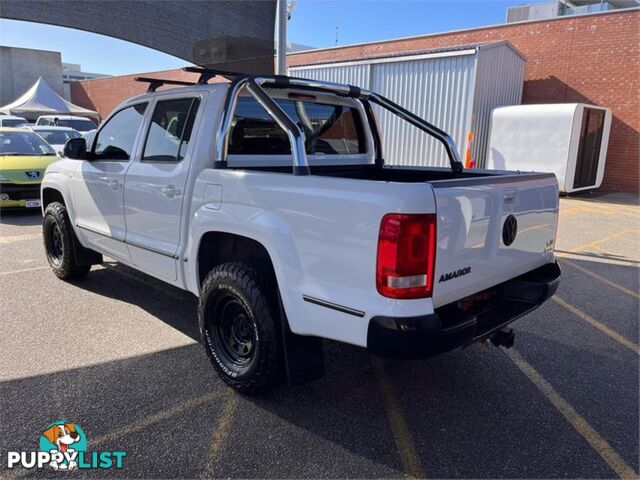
134, 77, 197, 92
182, 66, 243, 83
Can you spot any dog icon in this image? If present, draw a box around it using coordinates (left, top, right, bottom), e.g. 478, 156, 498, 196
42, 423, 80, 470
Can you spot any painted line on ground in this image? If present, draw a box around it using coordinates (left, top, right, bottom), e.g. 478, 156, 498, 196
562, 201, 639, 215
506, 348, 638, 480
0, 265, 49, 276
552, 296, 639, 355
567, 230, 640, 254
580, 203, 640, 215
200, 392, 239, 478
620, 236, 640, 246
92, 390, 224, 447
373, 357, 426, 479
3, 391, 225, 480
0, 233, 42, 244
560, 259, 640, 300
555, 251, 640, 268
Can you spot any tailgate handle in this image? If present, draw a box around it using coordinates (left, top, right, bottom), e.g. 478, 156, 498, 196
503, 190, 518, 202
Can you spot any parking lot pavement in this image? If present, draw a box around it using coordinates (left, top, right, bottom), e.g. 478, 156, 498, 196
0, 193, 638, 479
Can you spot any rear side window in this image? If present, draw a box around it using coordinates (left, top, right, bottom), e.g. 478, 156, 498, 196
142, 97, 200, 162
93, 103, 147, 161
228, 96, 365, 155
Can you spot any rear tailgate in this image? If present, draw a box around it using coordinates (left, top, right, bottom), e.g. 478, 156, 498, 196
431, 172, 558, 307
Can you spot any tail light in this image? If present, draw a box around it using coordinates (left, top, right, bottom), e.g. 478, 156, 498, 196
376, 213, 437, 299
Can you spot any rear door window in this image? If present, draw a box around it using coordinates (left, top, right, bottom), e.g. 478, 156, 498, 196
142, 97, 200, 162
228, 96, 365, 155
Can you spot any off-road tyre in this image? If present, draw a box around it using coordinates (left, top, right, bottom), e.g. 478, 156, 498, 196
43, 202, 91, 279
198, 262, 282, 394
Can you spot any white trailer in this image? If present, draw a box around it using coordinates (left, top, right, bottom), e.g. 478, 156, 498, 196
486, 103, 611, 193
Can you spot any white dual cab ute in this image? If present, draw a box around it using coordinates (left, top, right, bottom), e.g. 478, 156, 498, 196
41, 68, 561, 393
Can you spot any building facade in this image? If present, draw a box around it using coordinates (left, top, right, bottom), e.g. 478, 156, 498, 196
70, 8, 639, 193
0, 46, 64, 106
62, 63, 109, 99
506, 0, 638, 22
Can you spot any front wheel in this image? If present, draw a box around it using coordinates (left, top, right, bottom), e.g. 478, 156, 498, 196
198, 262, 283, 394
43, 202, 91, 279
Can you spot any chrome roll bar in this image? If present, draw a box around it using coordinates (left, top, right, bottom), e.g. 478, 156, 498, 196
214, 70, 464, 175
215, 77, 310, 175
247, 80, 309, 175
364, 91, 463, 172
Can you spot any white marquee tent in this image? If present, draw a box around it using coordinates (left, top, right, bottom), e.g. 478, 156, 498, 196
0, 77, 98, 120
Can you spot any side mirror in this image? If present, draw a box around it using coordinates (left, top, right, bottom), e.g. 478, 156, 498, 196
64, 137, 87, 160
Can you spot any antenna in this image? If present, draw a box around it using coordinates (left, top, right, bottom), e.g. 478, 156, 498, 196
334, 2, 341, 47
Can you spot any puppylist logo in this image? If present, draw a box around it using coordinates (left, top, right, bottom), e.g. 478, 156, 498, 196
6, 421, 126, 471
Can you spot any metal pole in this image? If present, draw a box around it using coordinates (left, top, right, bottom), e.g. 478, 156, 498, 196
276, 0, 287, 75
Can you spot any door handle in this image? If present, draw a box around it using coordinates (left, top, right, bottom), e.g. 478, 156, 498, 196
98, 176, 121, 190
503, 190, 518, 202
161, 185, 181, 198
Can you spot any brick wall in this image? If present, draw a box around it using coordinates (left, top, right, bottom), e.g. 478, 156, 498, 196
70, 69, 206, 122
72, 9, 639, 192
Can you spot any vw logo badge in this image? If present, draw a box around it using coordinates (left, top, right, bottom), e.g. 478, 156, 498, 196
25, 171, 41, 179
502, 214, 518, 246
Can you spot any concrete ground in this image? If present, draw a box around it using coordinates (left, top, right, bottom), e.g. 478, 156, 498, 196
0, 193, 638, 479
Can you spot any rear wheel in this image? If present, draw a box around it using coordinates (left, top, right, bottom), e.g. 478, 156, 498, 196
198, 262, 282, 394
43, 202, 91, 279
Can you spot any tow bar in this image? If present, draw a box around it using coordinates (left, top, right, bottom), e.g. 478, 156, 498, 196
490, 328, 515, 348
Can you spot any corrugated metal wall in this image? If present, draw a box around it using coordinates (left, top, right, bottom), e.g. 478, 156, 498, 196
290, 63, 371, 89
289, 43, 525, 169
472, 46, 525, 167
370, 54, 475, 167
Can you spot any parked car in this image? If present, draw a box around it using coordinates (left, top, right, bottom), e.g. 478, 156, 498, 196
41, 71, 561, 393
35, 115, 96, 132
0, 127, 58, 208
0, 115, 28, 128
82, 129, 96, 148
28, 126, 82, 156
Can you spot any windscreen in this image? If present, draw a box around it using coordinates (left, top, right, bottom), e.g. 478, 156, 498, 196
0, 131, 56, 156
36, 130, 81, 145
1, 119, 28, 127
56, 119, 96, 132
228, 97, 365, 156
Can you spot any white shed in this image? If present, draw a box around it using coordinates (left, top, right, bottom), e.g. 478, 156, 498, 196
289, 41, 526, 168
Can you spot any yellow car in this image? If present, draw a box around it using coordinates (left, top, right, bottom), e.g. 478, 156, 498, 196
0, 127, 59, 209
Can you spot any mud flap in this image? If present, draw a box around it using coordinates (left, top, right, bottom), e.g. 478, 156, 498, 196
278, 296, 325, 385
72, 232, 103, 267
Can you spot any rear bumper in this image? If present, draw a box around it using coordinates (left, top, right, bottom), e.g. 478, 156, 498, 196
367, 262, 561, 358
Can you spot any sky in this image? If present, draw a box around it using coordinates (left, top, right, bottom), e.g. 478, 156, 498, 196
0, 0, 548, 76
